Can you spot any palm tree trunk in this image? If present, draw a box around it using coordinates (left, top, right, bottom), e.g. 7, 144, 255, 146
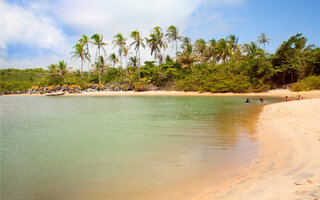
137, 48, 141, 81
175, 40, 178, 61
120, 54, 123, 68
99, 67, 101, 85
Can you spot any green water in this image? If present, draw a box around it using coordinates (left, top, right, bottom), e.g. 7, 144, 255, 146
1, 96, 280, 200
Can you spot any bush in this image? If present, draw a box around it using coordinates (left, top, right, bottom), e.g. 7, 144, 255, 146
290, 76, 320, 91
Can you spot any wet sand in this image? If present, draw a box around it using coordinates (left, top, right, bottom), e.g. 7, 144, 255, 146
193, 98, 320, 200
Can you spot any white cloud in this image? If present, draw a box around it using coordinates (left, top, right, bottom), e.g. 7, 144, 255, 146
0, 0, 67, 51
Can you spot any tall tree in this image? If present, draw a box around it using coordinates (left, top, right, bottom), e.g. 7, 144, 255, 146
130, 30, 145, 80
112, 33, 127, 68
207, 39, 217, 64
57, 61, 68, 84
243, 42, 265, 58
147, 26, 167, 64
109, 53, 119, 68
71, 43, 90, 78
216, 38, 230, 63
128, 56, 137, 67
257, 33, 271, 50
227, 34, 240, 62
165, 25, 183, 60
194, 39, 207, 63
177, 38, 196, 68
94, 56, 106, 85
91, 34, 107, 58
78, 35, 91, 76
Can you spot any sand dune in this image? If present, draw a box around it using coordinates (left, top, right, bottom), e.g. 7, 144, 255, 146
193, 98, 320, 200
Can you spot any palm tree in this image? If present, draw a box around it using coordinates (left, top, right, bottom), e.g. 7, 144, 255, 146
57, 61, 68, 84
194, 39, 207, 63
112, 33, 127, 68
128, 56, 137, 67
91, 34, 107, 57
243, 42, 265, 58
216, 38, 230, 63
71, 43, 90, 78
177, 40, 196, 68
109, 53, 119, 68
130, 30, 145, 80
165, 25, 183, 60
147, 26, 167, 64
227, 34, 240, 62
123, 45, 129, 68
78, 35, 91, 76
257, 33, 271, 50
207, 39, 217, 64
94, 56, 106, 85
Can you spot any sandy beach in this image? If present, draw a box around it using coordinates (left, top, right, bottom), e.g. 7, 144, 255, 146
3, 89, 320, 98
193, 98, 320, 200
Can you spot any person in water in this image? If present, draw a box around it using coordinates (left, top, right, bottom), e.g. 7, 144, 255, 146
285, 96, 290, 101
259, 98, 264, 103
245, 98, 250, 103
297, 95, 303, 100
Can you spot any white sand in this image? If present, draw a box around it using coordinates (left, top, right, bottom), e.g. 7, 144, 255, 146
193, 98, 320, 200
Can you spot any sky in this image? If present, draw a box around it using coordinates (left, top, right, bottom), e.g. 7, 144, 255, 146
1, 0, 320, 69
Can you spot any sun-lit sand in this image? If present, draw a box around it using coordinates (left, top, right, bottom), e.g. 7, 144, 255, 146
4, 89, 320, 98
193, 98, 320, 200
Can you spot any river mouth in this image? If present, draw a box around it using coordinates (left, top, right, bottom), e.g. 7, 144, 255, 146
0, 96, 280, 200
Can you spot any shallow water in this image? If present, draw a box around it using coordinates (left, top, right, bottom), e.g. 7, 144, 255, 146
0, 96, 280, 200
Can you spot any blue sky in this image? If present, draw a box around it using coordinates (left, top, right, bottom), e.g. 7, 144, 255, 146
1, 0, 319, 69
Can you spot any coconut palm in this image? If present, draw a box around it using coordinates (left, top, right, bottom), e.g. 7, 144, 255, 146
194, 39, 207, 62
91, 34, 107, 57
216, 38, 230, 63
112, 33, 127, 68
78, 35, 91, 76
206, 39, 217, 64
165, 25, 183, 60
227, 34, 240, 62
128, 56, 137, 67
257, 33, 271, 50
71, 43, 90, 78
177, 41, 196, 68
94, 56, 106, 85
109, 53, 119, 68
130, 30, 145, 80
147, 26, 167, 64
57, 61, 68, 84
243, 42, 265, 58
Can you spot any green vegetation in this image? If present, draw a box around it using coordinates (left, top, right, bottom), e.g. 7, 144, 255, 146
1, 28, 319, 94
291, 76, 320, 91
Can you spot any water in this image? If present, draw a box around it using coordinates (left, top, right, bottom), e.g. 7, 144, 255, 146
1, 96, 280, 200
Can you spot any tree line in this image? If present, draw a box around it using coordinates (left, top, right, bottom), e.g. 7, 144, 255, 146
1, 26, 319, 93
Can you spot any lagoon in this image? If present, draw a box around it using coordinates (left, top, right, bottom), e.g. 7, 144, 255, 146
1, 96, 280, 200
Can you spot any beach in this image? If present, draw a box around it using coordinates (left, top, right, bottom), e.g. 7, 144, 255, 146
193, 98, 320, 199
4, 89, 320, 98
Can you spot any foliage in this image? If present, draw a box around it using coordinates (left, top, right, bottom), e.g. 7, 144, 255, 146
290, 76, 320, 91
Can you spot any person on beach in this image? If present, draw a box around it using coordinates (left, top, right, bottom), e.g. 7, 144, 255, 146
246, 98, 250, 103
285, 96, 290, 101
259, 98, 264, 103
297, 95, 303, 100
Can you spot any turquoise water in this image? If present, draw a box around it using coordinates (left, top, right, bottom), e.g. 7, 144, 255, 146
1, 96, 280, 200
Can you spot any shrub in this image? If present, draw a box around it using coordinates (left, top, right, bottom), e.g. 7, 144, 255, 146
290, 76, 320, 91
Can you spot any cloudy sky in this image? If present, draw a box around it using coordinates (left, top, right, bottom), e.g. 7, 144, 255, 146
1, 0, 320, 69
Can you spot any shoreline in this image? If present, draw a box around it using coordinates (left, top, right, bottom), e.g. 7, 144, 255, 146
2, 89, 320, 98
193, 98, 320, 200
